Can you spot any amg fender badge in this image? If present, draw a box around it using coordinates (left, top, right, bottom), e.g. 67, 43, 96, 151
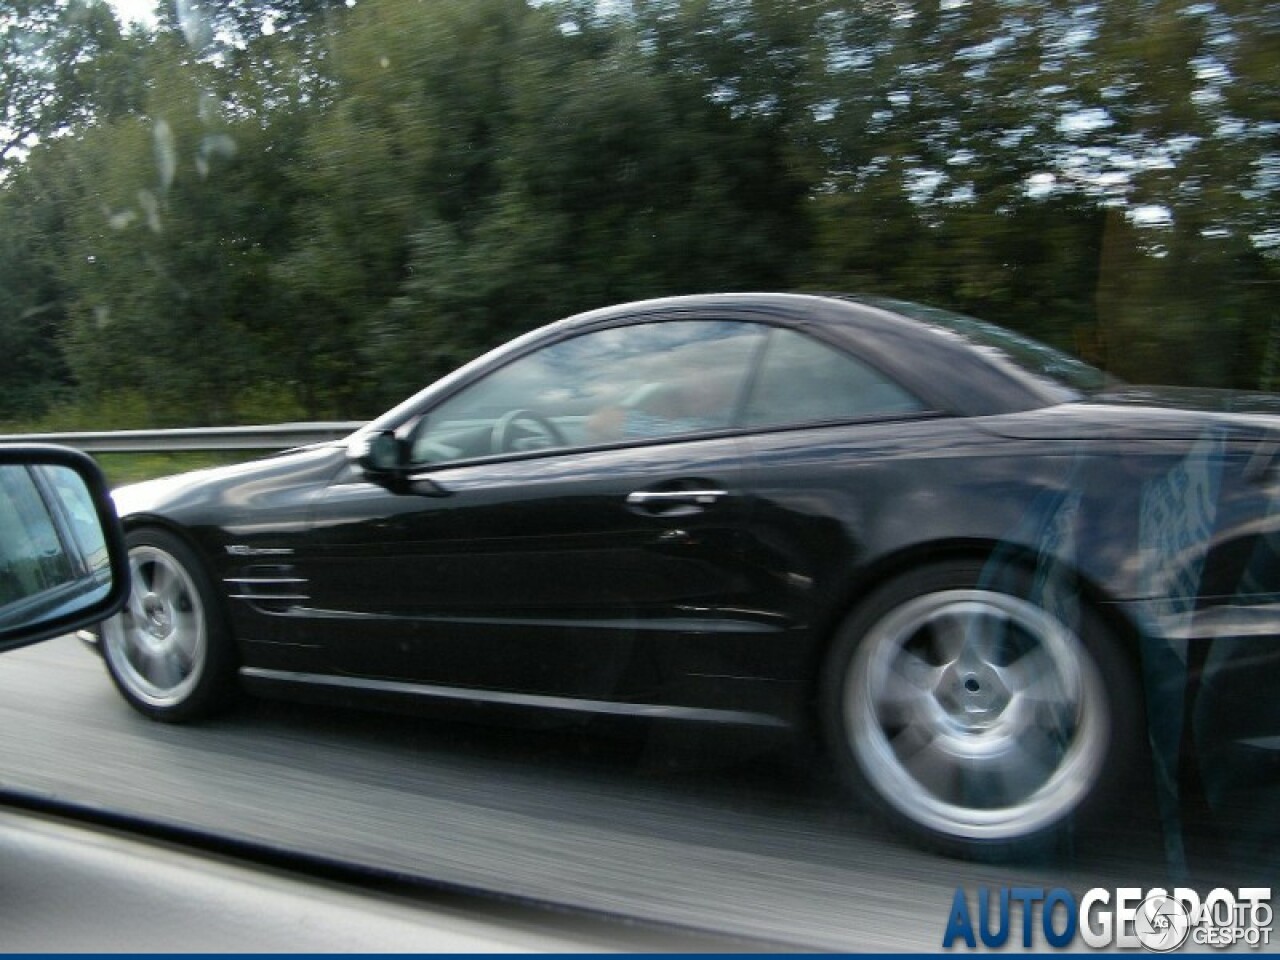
225, 545, 295, 557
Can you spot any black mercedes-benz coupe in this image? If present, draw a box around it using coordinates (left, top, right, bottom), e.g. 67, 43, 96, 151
92, 293, 1280, 858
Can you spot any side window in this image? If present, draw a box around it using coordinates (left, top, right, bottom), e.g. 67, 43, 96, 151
742, 328, 924, 429
409, 320, 767, 464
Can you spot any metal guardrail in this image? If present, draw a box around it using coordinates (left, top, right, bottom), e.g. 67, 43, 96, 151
0, 422, 367, 454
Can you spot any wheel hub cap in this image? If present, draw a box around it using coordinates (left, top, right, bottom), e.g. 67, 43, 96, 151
845, 587, 1110, 841
101, 544, 208, 708
935, 663, 1011, 728
142, 593, 172, 640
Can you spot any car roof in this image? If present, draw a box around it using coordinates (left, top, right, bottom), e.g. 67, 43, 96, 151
553, 292, 1070, 416
362, 293, 1069, 438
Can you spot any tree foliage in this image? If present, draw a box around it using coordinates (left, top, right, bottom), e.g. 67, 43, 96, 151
0, 0, 132, 167
0, 0, 1275, 427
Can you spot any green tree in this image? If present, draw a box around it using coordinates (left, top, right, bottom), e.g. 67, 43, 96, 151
1, 0, 127, 169
0, 166, 73, 420
4, 0, 1278, 431
55, 34, 296, 424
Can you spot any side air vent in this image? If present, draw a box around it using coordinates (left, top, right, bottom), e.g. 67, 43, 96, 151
225, 564, 309, 614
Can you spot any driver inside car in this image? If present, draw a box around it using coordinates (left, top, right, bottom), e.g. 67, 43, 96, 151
586, 373, 738, 443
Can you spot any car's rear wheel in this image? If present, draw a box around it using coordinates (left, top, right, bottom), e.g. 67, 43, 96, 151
822, 560, 1140, 860
100, 527, 236, 722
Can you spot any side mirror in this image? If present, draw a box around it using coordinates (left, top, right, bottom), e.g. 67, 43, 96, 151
346, 428, 451, 498
348, 429, 405, 474
0, 445, 129, 653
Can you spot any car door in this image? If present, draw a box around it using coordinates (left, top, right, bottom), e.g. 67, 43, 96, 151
301, 318, 773, 704
730, 323, 942, 662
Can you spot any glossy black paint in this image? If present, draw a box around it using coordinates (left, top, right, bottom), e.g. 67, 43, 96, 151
109, 295, 1280, 752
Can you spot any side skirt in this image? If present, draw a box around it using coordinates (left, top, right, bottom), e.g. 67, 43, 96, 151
240, 666, 791, 729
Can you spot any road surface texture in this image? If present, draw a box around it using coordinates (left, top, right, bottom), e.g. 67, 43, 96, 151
0, 635, 1264, 951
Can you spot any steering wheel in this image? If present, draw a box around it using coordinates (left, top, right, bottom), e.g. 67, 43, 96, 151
490, 409, 568, 454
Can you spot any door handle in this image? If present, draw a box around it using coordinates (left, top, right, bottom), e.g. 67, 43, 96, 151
625, 489, 729, 517
625, 489, 728, 507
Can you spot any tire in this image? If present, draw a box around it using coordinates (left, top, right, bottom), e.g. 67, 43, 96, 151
821, 559, 1141, 860
99, 527, 237, 723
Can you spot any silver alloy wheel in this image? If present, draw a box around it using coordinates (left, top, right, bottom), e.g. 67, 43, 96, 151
102, 545, 207, 708
845, 589, 1109, 841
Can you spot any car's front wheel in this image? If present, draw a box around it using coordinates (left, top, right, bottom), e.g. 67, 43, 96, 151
822, 560, 1141, 860
100, 527, 236, 722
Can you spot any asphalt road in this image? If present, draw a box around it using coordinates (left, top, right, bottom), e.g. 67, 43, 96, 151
0, 635, 1259, 951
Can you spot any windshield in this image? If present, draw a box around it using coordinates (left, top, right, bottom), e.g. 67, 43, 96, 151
0, 0, 1275, 952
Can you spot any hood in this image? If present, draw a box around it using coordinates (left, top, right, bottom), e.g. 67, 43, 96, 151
111, 442, 347, 520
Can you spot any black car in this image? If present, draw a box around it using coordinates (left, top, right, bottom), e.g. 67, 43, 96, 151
93, 293, 1280, 859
